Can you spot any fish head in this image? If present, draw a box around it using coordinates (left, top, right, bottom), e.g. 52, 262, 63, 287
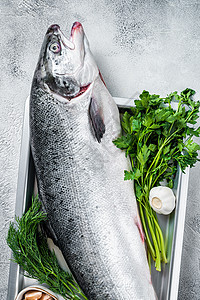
35, 22, 99, 99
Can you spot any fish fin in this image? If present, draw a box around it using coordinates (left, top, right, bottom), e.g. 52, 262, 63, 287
40, 201, 59, 246
89, 97, 105, 143
40, 219, 59, 246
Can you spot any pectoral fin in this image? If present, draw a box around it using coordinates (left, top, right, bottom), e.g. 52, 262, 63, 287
40, 219, 59, 246
89, 97, 105, 143
40, 200, 59, 246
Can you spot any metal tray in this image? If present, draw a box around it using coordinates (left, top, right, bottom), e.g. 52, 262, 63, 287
7, 97, 190, 300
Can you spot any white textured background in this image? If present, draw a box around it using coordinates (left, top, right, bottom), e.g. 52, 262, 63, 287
0, 0, 200, 299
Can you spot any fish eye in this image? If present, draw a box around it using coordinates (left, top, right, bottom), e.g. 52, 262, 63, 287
49, 42, 61, 53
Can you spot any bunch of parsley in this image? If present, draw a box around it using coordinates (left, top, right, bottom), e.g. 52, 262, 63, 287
7, 197, 87, 300
114, 88, 200, 271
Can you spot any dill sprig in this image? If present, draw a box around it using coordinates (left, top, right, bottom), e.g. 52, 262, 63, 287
6, 196, 87, 300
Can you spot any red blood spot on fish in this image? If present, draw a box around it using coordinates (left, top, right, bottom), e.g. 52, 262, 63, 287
73, 83, 91, 99
73, 22, 82, 30
134, 216, 145, 243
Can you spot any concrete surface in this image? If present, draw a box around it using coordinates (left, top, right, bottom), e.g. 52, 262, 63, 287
0, 0, 200, 299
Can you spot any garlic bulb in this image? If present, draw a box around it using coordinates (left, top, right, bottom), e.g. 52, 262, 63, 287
149, 186, 176, 215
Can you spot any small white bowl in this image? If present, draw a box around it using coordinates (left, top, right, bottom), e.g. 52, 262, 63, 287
15, 285, 60, 300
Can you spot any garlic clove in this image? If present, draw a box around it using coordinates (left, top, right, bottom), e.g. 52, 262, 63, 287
25, 291, 43, 300
149, 186, 175, 215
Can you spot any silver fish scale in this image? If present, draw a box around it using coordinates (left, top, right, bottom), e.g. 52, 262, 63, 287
30, 78, 156, 300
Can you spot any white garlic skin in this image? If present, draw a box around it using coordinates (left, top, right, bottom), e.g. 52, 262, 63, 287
149, 186, 176, 215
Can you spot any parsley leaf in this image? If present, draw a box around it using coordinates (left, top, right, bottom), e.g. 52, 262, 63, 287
114, 88, 200, 272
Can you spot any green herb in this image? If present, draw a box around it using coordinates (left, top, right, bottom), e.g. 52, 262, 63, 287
114, 88, 200, 271
7, 196, 87, 300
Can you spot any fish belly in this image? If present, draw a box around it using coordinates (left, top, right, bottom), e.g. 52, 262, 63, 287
30, 79, 156, 300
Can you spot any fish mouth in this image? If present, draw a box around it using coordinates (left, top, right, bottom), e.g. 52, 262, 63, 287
46, 22, 83, 51
70, 22, 82, 38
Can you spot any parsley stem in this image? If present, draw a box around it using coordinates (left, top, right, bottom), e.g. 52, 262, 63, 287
152, 216, 167, 263
139, 202, 156, 260
155, 227, 161, 250
144, 142, 165, 184
147, 250, 151, 274
145, 210, 161, 271
152, 165, 168, 187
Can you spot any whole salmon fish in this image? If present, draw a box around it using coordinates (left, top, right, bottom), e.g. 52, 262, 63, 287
30, 22, 156, 300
